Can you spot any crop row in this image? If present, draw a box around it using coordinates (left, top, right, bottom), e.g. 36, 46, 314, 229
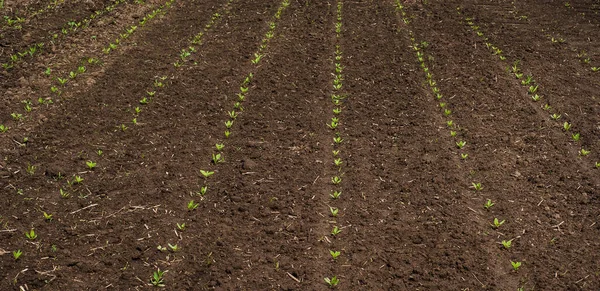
0, 0, 174, 137
396, 1, 526, 275
1, 0, 128, 71
148, 0, 291, 286
460, 11, 598, 169
1, 0, 65, 30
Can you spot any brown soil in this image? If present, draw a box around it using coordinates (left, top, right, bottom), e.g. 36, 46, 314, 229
0, 0, 599, 290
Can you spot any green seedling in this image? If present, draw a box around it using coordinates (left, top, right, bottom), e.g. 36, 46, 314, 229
330, 207, 339, 217
26, 164, 36, 175
332, 150, 340, 156
11, 113, 23, 121
550, 113, 561, 120
563, 122, 571, 131
25, 229, 37, 240
69, 71, 77, 79
446, 120, 453, 127
151, 269, 165, 287
73, 175, 83, 184
491, 218, 505, 228
334, 158, 342, 166
225, 120, 234, 129
515, 72, 523, 79
0, 125, 8, 133
579, 148, 590, 156
324, 276, 339, 287
592, 67, 599, 72
139, 97, 148, 105
132, 118, 138, 125
187, 200, 199, 210
330, 250, 341, 260
234, 102, 242, 110
328, 120, 338, 129
168, 243, 179, 252
595, 162, 600, 168
60, 188, 70, 198
198, 186, 208, 196
228, 111, 238, 119
439, 102, 446, 108
528, 85, 538, 94
444, 109, 452, 116
330, 190, 341, 199
333, 136, 343, 144
177, 223, 186, 231
240, 86, 249, 94
251, 53, 263, 64
86, 161, 97, 169
215, 143, 224, 151
13, 250, 22, 260
57, 77, 68, 86
331, 176, 342, 185
200, 170, 214, 178
499, 56, 506, 60
456, 140, 466, 149
225, 130, 231, 138
572, 133, 580, 141
212, 153, 223, 164
450, 131, 457, 137
521, 75, 533, 85
97, 150, 103, 156
333, 107, 341, 114
331, 226, 341, 236
543, 104, 551, 111
471, 182, 483, 191
43, 212, 53, 221
511, 261, 521, 271
501, 240, 512, 249
51, 86, 60, 94
531, 94, 540, 102
483, 199, 494, 209
237, 93, 245, 101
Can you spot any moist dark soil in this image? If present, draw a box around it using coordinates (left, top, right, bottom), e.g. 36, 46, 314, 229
0, 0, 599, 290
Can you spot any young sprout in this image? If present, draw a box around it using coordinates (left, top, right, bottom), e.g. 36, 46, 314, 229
592, 67, 599, 72
444, 109, 452, 116
333, 158, 342, 167
0, 124, 8, 133
11, 113, 23, 121
531, 94, 540, 102
572, 133, 580, 142
543, 104, 551, 111
515, 72, 523, 79
25, 229, 37, 240
215, 143, 224, 151
528, 85, 538, 94
331, 226, 341, 236
187, 200, 199, 210
225, 120, 233, 129
97, 150, 103, 156
139, 97, 148, 105
168, 243, 179, 252
471, 182, 483, 191
198, 186, 208, 196
456, 140, 466, 149
13, 250, 22, 260
550, 113, 561, 120
240, 86, 249, 94
150, 269, 165, 287
562, 122, 571, 131
579, 148, 590, 156
332, 150, 340, 156
328, 120, 339, 129
86, 161, 97, 170
333, 107, 341, 114
329, 207, 339, 217
331, 176, 342, 185
333, 136, 343, 144
212, 153, 224, 164
200, 170, 214, 178
177, 223, 186, 231
324, 276, 340, 287
330, 190, 341, 199
69, 71, 77, 79
26, 164, 36, 175
43, 212, 53, 221
329, 250, 341, 260
511, 261, 522, 271
60, 188, 70, 198
491, 218, 505, 229
483, 199, 494, 209
251, 53, 263, 64
225, 130, 231, 138
228, 111, 238, 119
237, 93, 245, 101
521, 75, 533, 85
446, 120, 453, 127
501, 239, 512, 249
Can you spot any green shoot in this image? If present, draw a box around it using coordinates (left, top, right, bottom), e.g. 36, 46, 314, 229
491, 218, 505, 229
579, 148, 590, 156
550, 113, 561, 120
43, 212, 53, 221
228, 111, 238, 119
0, 124, 8, 133
60, 188, 70, 198
198, 186, 208, 196
511, 261, 522, 271
329, 250, 341, 260
225, 130, 231, 138
563, 122, 571, 131
73, 175, 84, 184
483, 199, 494, 209
26, 164, 36, 175
324, 276, 339, 287
151, 269, 165, 287
168, 243, 179, 252
86, 161, 97, 170
215, 143, 224, 151
177, 223, 186, 231
331, 226, 341, 236
461, 153, 469, 159
333, 158, 342, 166
446, 120, 453, 127
329, 207, 339, 217
330, 190, 341, 199
331, 176, 342, 185
187, 200, 199, 210
200, 170, 214, 178
456, 140, 466, 149
212, 153, 223, 164
531, 94, 540, 102
471, 182, 483, 191
13, 250, 22, 260
572, 133, 580, 142
333, 136, 343, 144
501, 240, 512, 249
25, 229, 37, 240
